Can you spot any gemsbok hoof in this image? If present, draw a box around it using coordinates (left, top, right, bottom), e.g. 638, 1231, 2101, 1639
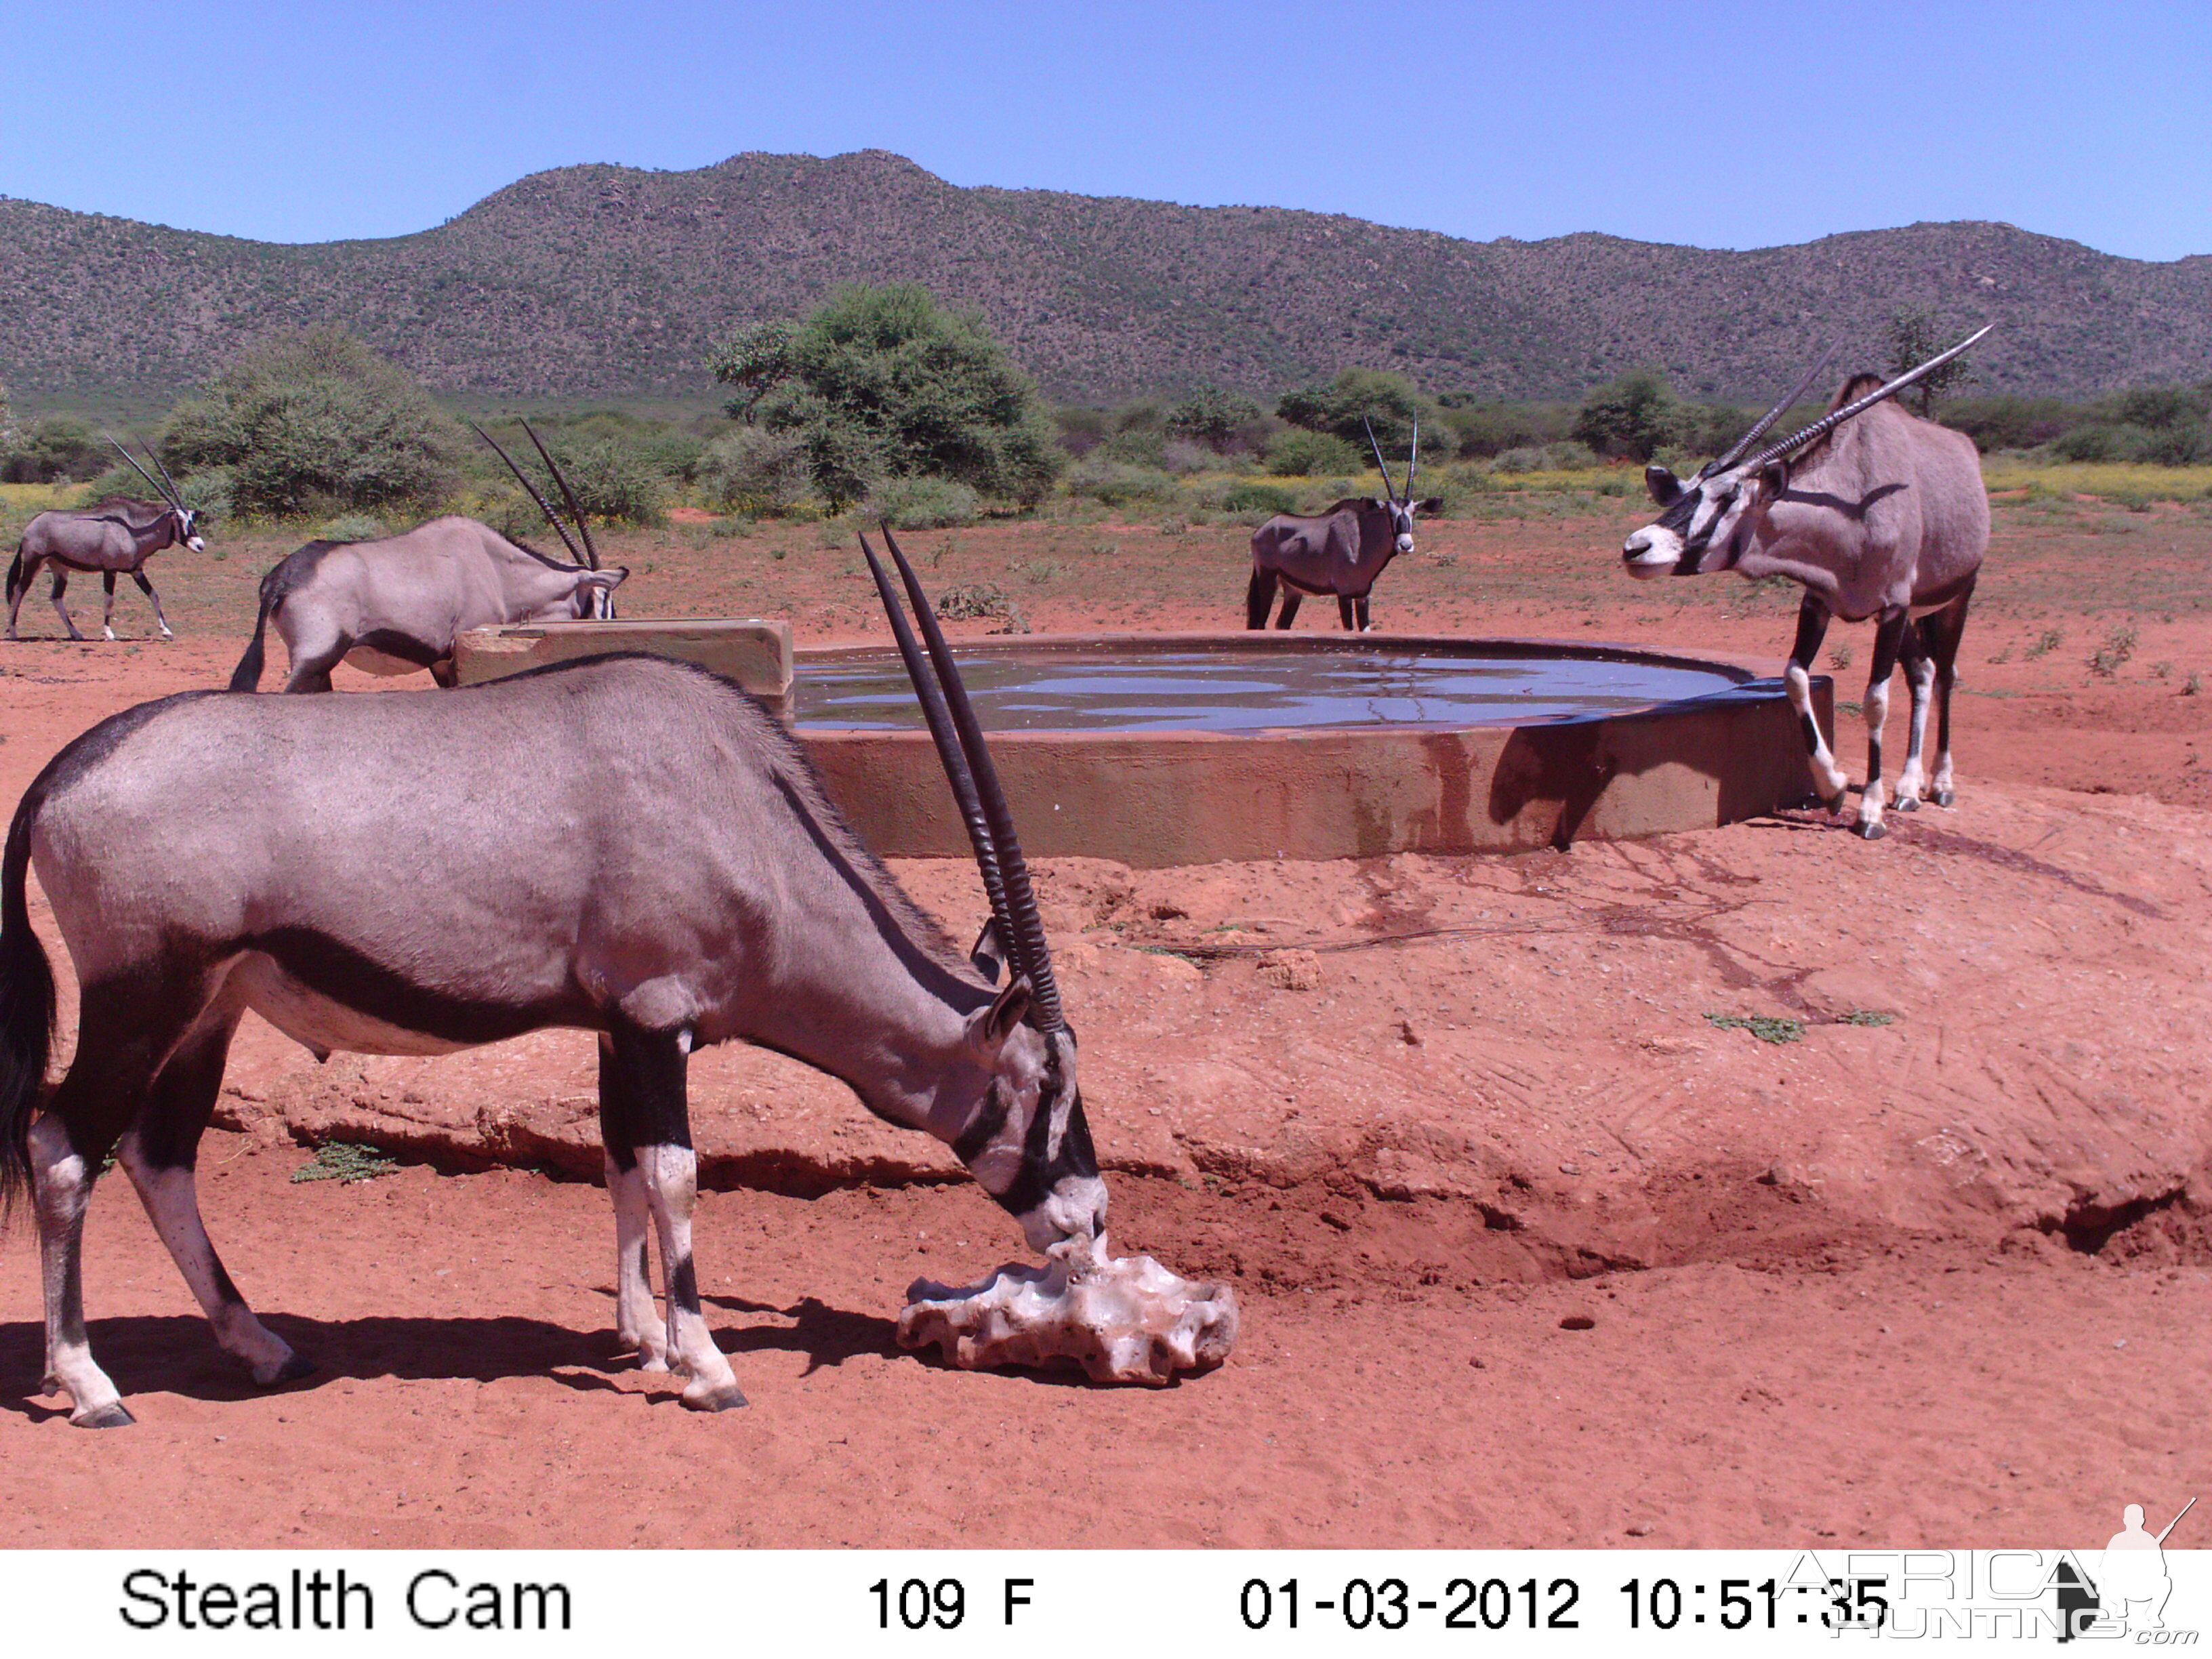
1822, 792, 1849, 815
1931, 790, 1955, 808
680, 1381, 750, 1413
256, 1351, 319, 1387
1893, 796, 1920, 813
1853, 819, 1887, 840
72, 1401, 137, 1429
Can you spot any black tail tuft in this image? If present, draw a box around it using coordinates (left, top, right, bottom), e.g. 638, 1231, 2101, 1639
5, 546, 23, 609
0, 786, 56, 1223
227, 561, 289, 693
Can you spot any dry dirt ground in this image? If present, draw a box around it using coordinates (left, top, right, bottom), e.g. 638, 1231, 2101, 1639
3, 493, 2209, 1549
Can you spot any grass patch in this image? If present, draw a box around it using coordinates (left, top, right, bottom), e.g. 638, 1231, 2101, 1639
1837, 1010, 1896, 1027
2023, 627, 2064, 660
1706, 1013, 1804, 1045
291, 1142, 399, 1185
2089, 623, 2139, 678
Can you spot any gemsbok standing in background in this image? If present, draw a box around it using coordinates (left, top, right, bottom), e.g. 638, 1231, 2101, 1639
5, 439, 203, 643
1622, 327, 1992, 840
228, 423, 622, 692
1246, 419, 1440, 630
0, 525, 1105, 1427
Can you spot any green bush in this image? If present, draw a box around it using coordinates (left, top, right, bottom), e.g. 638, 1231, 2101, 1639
2, 415, 112, 484
1572, 370, 1680, 462
1166, 386, 1264, 451
318, 512, 390, 541
1277, 367, 1425, 451
1099, 429, 1168, 468
164, 327, 462, 518
1264, 428, 1363, 477
697, 426, 812, 513
863, 473, 981, 529
1066, 457, 1178, 507
1222, 481, 1298, 516
710, 283, 1063, 509
537, 434, 665, 527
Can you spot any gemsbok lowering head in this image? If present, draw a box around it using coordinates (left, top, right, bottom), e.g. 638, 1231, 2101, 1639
5, 438, 203, 643
226, 422, 623, 693
0, 527, 1103, 1425
1622, 327, 1992, 839
1246, 418, 1441, 630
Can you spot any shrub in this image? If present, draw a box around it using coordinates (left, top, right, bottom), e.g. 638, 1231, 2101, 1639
1222, 481, 1298, 516
1, 415, 112, 485
1572, 370, 1681, 462
1166, 386, 1263, 451
535, 434, 665, 527
1066, 457, 1177, 508
164, 326, 462, 517
863, 474, 981, 529
1099, 429, 1168, 468
1277, 367, 1425, 451
1161, 438, 1216, 476
1264, 428, 1362, 477
318, 512, 389, 541
698, 426, 812, 513
710, 283, 1063, 509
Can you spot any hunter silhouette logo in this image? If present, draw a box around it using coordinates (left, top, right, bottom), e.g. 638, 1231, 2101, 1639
2059, 1497, 2196, 1641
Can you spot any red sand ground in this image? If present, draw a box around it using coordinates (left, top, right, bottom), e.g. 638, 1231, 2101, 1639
2, 495, 2208, 1549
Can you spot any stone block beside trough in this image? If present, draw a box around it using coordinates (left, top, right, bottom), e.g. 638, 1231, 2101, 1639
453, 617, 794, 715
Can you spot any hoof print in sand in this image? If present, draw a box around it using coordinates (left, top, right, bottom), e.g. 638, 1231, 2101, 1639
898, 1240, 1238, 1386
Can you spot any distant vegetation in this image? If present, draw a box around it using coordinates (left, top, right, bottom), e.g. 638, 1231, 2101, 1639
6, 285, 2208, 546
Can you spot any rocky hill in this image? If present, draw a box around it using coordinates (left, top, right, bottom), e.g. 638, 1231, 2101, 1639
2, 149, 2205, 408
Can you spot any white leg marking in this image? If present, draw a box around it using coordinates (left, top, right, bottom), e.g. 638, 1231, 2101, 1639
1894, 657, 1936, 808
602, 1151, 670, 1370
29, 1115, 128, 1424
1857, 678, 1892, 836
637, 1143, 745, 1409
116, 1132, 302, 1385
1785, 662, 1849, 805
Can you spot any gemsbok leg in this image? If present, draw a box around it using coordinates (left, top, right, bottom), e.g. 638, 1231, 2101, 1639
34, 973, 305, 1425
1785, 594, 1847, 813
100, 571, 120, 642
1917, 581, 1973, 808
47, 570, 85, 642
1245, 567, 1278, 630
598, 1020, 745, 1410
1273, 589, 1303, 629
597, 1034, 670, 1373
1855, 607, 1914, 840
131, 571, 175, 641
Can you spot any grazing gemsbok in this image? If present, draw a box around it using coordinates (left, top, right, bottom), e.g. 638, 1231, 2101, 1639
5, 440, 203, 643
1622, 327, 1993, 839
0, 528, 1104, 1427
227, 424, 622, 693
1246, 419, 1441, 630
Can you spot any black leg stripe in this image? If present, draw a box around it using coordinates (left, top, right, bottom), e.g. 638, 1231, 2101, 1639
668, 1256, 699, 1316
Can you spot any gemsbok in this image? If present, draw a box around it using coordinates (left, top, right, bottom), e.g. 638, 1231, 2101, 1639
227, 423, 622, 693
5, 440, 203, 643
0, 528, 1104, 1426
1246, 419, 1440, 630
1622, 327, 1992, 839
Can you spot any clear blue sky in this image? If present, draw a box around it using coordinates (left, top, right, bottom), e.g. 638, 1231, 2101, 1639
5, 0, 2205, 262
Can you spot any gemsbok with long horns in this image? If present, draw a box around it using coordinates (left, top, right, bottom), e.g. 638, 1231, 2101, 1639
227, 422, 623, 693
1622, 327, 1992, 839
1246, 419, 1441, 630
0, 527, 1104, 1426
5, 438, 203, 643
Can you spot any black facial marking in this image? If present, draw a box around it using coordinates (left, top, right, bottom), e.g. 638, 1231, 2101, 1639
951, 1083, 1010, 1166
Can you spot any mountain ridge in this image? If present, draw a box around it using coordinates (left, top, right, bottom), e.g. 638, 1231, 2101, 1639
2, 149, 2205, 409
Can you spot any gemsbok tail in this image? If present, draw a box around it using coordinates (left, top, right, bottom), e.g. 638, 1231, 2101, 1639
227, 561, 287, 692
4, 546, 24, 609
0, 779, 57, 1221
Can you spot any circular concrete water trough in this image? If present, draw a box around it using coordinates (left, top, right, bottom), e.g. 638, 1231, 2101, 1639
792, 632, 1827, 866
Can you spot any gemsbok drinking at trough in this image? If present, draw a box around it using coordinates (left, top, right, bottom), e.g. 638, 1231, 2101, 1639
1246, 419, 1440, 630
0, 527, 1111, 1427
1621, 327, 1992, 840
227, 422, 623, 693
5, 439, 203, 643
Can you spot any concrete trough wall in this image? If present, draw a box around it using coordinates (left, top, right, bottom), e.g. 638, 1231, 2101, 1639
796, 634, 1827, 865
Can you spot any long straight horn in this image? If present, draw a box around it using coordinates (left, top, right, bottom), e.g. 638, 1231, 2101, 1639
104, 434, 174, 507
880, 525, 1065, 1031
1362, 417, 1399, 503
521, 421, 600, 571
1707, 341, 1842, 475
470, 422, 587, 565
1404, 419, 1418, 499
1742, 325, 1994, 474
856, 530, 1017, 966
148, 444, 187, 510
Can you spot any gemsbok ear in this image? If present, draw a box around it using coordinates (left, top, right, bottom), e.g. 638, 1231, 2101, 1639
965, 976, 1034, 1063
1645, 464, 1683, 506
969, 917, 1007, 985
1415, 496, 1443, 514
